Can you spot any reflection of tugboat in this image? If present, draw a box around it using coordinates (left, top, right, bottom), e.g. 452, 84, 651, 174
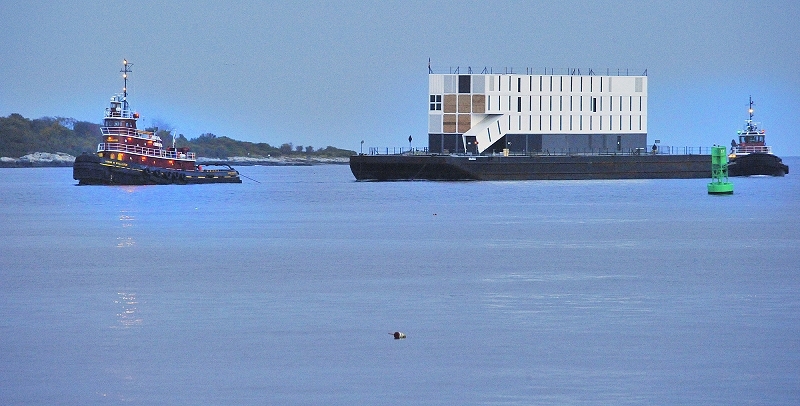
727, 97, 788, 177
73, 60, 242, 185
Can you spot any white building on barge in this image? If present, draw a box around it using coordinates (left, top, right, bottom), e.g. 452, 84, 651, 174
427, 69, 648, 154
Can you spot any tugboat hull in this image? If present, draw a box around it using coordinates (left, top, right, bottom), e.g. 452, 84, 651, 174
727, 153, 788, 177
73, 154, 242, 185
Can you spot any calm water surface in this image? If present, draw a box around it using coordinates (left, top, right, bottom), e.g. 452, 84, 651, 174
1, 159, 799, 405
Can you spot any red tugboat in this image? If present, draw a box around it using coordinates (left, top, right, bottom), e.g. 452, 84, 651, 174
727, 97, 788, 177
73, 60, 242, 185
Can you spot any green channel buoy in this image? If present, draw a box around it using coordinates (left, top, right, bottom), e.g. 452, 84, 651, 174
708, 145, 733, 194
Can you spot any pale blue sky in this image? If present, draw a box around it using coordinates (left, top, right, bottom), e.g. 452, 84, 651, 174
1, 0, 798, 154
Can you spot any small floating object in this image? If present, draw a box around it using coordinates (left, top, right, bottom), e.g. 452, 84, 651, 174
390, 331, 406, 339
708, 145, 733, 194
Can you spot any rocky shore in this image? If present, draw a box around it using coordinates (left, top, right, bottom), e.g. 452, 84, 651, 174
0, 152, 349, 168
0, 152, 76, 167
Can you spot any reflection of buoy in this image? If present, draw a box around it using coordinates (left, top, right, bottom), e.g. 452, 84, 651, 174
390, 331, 406, 339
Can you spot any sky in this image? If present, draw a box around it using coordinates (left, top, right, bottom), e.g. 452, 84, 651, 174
1, 0, 798, 155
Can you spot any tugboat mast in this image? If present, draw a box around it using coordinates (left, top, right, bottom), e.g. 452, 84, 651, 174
120, 59, 132, 111
748, 95, 754, 120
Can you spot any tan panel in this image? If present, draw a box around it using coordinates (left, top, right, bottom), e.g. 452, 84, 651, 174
472, 95, 485, 113
443, 95, 457, 113
458, 95, 471, 113
443, 114, 457, 133
457, 114, 471, 133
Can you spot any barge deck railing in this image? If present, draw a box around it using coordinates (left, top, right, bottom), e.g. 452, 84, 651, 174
363, 146, 712, 156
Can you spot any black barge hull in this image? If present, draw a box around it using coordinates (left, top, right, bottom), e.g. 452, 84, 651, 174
727, 153, 788, 177
73, 154, 242, 185
349, 154, 713, 181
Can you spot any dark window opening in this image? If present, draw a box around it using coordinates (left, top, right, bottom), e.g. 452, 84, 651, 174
429, 134, 443, 153
429, 94, 442, 111
458, 75, 471, 93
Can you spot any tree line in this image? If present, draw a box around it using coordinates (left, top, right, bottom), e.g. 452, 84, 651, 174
0, 114, 354, 159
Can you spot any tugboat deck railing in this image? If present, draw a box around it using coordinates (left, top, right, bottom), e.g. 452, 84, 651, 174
101, 127, 158, 139
97, 143, 196, 161
105, 108, 137, 119
732, 145, 772, 154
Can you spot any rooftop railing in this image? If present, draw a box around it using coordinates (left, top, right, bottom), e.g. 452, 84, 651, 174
430, 67, 648, 76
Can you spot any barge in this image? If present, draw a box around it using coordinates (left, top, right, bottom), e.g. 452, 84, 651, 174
350, 152, 710, 181
351, 66, 712, 181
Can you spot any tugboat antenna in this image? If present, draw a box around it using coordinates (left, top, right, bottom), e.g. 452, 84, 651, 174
120, 59, 133, 110
748, 95, 754, 120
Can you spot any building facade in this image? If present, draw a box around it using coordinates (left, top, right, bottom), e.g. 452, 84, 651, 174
428, 72, 648, 154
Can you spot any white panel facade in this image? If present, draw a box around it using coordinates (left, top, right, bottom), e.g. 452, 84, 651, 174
443, 75, 456, 93
429, 75, 444, 94
429, 114, 442, 133
428, 72, 648, 153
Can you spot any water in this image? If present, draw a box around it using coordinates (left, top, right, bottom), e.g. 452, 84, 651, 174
1, 159, 799, 405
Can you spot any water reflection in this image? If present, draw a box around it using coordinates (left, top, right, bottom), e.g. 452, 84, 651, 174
114, 292, 142, 327
115, 210, 135, 248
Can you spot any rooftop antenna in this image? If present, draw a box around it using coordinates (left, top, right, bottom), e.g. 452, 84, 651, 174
121, 59, 133, 111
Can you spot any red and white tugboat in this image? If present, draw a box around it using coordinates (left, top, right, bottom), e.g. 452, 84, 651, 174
727, 97, 788, 177
73, 59, 242, 185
